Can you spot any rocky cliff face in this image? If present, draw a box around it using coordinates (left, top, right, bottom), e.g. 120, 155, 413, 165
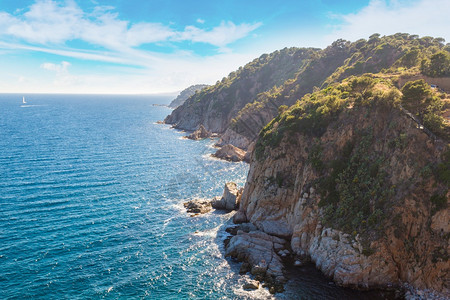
168, 84, 209, 108
237, 78, 449, 294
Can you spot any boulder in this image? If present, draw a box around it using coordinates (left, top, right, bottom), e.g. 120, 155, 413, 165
242, 280, 259, 290
183, 199, 212, 214
225, 230, 287, 292
213, 144, 246, 162
211, 182, 242, 211
186, 125, 211, 140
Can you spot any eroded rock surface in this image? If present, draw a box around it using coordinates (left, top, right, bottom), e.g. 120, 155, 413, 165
225, 228, 287, 293
186, 125, 211, 140
238, 100, 449, 294
211, 182, 243, 211
213, 144, 247, 162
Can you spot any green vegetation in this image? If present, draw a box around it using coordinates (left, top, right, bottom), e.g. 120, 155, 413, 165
421, 51, 450, 77
253, 72, 447, 240
430, 193, 448, 215
308, 143, 324, 172
168, 46, 319, 132
318, 131, 393, 237
400, 79, 447, 137
435, 148, 450, 186
229, 33, 450, 144
255, 76, 401, 161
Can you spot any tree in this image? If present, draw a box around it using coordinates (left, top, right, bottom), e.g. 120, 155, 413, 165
427, 51, 450, 77
435, 37, 446, 46
398, 49, 420, 68
401, 80, 446, 136
401, 80, 433, 120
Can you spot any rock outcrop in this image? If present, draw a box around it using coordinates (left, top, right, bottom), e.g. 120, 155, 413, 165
212, 144, 247, 162
216, 128, 253, 150
225, 226, 287, 293
211, 182, 243, 211
242, 280, 260, 290
184, 199, 212, 214
186, 125, 211, 140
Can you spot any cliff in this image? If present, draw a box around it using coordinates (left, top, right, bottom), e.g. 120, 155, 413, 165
237, 76, 449, 294
168, 84, 209, 108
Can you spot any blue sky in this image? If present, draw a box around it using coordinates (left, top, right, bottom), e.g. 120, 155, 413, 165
0, 0, 449, 94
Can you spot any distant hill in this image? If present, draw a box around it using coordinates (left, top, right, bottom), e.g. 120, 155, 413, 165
168, 84, 209, 108
165, 47, 317, 132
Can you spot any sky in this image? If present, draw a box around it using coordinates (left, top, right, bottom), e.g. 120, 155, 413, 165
0, 0, 449, 94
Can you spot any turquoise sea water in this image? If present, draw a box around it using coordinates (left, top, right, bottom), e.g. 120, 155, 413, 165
0, 94, 395, 299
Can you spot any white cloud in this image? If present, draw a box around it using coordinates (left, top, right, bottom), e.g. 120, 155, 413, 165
126, 23, 175, 46
178, 21, 262, 48
0, 0, 261, 51
40, 61, 77, 86
6, 0, 82, 44
41, 61, 70, 72
327, 0, 450, 43
196, 18, 205, 24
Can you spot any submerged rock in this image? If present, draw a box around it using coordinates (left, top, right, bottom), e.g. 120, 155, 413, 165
186, 125, 211, 140
213, 144, 246, 162
183, 199, 212, 214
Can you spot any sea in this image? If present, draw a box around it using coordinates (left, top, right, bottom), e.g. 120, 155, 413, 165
0, 94, 398, 299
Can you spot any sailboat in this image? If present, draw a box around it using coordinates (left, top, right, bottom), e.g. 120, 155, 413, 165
22, 96, 26, 104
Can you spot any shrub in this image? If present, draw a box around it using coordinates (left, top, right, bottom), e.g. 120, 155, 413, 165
430, 193, 447, 214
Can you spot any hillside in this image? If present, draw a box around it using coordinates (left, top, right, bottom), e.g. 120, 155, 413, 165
224, 34, 450, 150
166, 34, 450, 158
168, 84, 209, 108
164, 47, 318, 132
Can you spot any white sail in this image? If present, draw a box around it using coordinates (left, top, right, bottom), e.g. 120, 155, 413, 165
22, 96, 26, 104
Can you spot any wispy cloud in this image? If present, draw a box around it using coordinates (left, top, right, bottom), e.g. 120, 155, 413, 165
327, 0, 450, 43
177, 21, 262, 49
41, 61, 76, 86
